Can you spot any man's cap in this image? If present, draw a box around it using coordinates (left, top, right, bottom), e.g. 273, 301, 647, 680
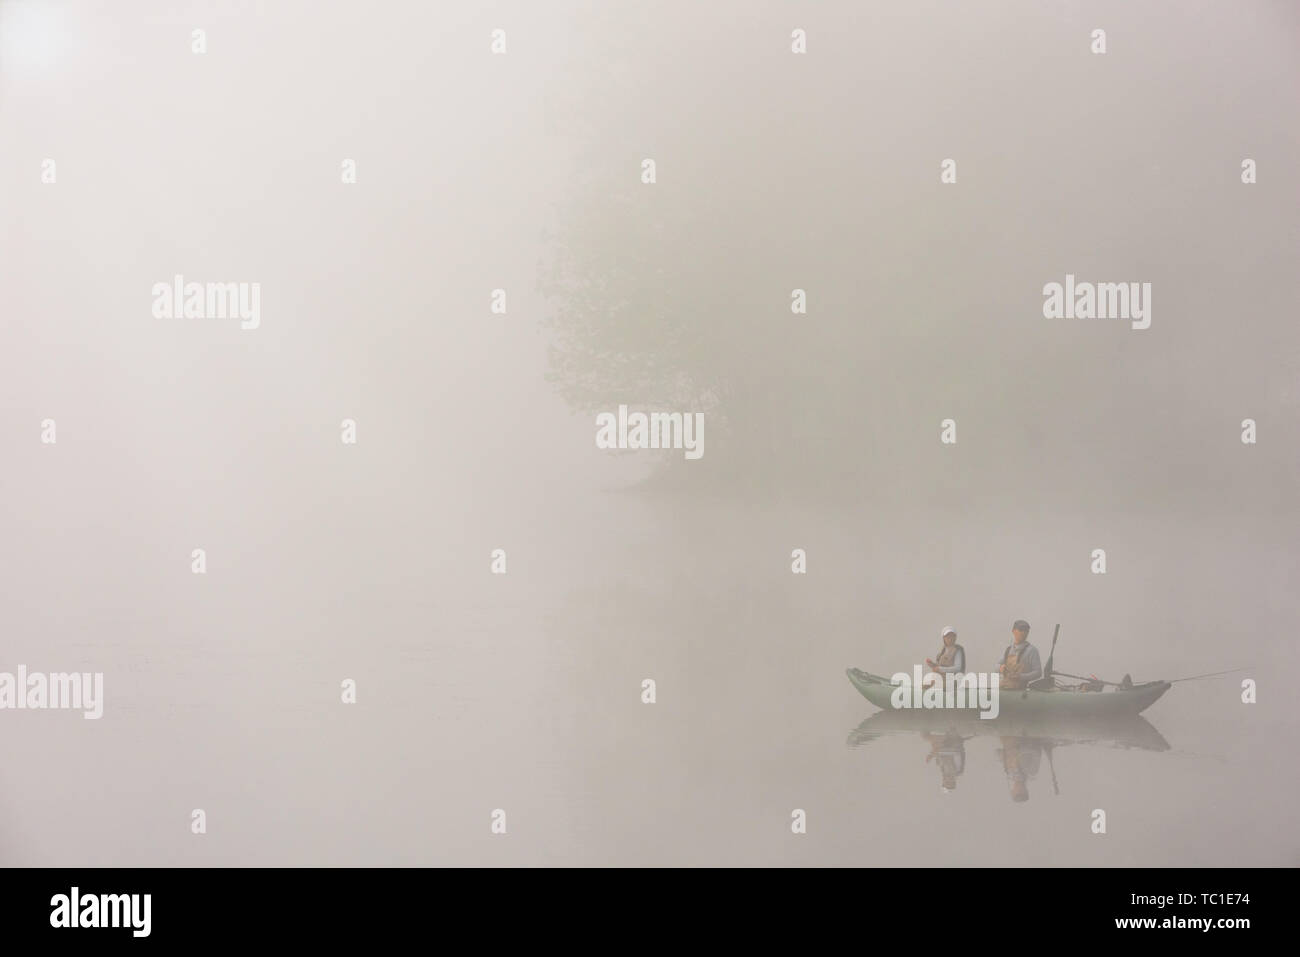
941, 626, 957, 638
1013, 620, 1030, 633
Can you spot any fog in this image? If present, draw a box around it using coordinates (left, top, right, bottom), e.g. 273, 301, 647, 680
1, 0, 1296, 865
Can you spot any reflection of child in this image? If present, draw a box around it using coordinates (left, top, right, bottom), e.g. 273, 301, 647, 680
924, 731, 967, 792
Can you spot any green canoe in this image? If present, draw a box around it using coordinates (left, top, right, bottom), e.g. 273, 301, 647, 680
846, 668, 1170, 719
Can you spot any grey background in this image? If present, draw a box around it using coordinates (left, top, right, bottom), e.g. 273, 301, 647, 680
1, 0, 1297, 865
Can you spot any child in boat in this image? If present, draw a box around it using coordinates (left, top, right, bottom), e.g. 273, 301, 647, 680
926, 627, 965, 675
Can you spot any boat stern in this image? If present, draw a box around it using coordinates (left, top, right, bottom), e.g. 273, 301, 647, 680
1132, 680, 1173, 715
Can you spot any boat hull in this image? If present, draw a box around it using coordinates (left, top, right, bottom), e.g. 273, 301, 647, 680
846, 668, 1170, 719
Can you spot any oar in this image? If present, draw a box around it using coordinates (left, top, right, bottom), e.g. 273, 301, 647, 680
1051, 670, 1123, 688
1026, 624, 1061, 691
1043, 624, 1061, 678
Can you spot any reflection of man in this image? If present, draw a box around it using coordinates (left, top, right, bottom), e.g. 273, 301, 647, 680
924, 730, 967, 792
997, 620, 1041, 690
996, 736, 1045, 802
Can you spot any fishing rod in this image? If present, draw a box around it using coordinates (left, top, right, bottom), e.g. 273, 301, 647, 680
1051, 668, 1245, 688
1024, 621, 1243, 689
1165, 668, 1247, 683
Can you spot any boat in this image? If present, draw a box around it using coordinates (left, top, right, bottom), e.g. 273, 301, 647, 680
845, 667, 1171, 718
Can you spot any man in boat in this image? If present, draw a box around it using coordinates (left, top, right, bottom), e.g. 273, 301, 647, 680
997, 620, 1042, 691
925, 626, 965, 676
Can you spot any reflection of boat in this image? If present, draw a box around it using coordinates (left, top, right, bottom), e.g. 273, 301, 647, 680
846, 667, 1170, 718
846, 709, 1171, 752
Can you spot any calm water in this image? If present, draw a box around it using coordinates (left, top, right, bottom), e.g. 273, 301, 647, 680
5, 484, 1294, 866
